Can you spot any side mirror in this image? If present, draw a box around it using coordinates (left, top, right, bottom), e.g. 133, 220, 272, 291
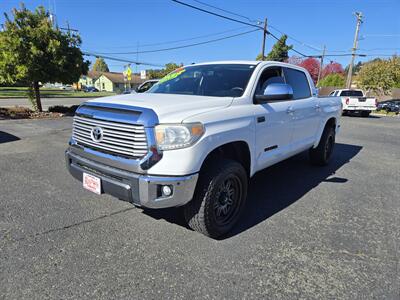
254, 83, 293, 103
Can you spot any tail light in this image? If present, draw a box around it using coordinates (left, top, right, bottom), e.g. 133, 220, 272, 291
345, 98, 350, 105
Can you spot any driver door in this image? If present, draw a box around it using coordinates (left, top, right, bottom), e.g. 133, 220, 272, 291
252, 66, 295, 172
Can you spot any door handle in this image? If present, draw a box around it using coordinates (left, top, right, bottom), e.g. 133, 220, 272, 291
286, 107, 295, 114
315, 104, 321, 111
257, 116, 266, 123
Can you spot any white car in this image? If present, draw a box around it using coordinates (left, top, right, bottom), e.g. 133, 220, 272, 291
66, 61, 341, 238
330, 89, 376, 117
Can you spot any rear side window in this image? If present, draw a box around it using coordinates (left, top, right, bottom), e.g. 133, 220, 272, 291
339, 90, 363, 97
330, 91, 338, 96
283, 68, 311, 99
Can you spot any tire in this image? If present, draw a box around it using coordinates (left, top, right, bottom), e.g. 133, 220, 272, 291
309, 125, 335, 166
361, 111, 370, 117
183, 159, 248, 238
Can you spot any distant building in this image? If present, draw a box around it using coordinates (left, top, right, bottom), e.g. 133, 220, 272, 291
77, 71, 145, 92
78, 71, 101, 88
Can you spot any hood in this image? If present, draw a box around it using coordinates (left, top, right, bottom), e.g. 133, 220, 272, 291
86, 93, 233, 123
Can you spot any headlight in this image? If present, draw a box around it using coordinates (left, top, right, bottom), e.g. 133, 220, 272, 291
155, 123, 205, 150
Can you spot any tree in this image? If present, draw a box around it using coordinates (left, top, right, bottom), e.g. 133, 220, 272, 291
317, 73, 345, 87
321, 62, 344, 78
147, 63, 182, 79
357, 56, 400, 95
92, 57, 109, 72
256, 35, 293, 62
297, 57, 320, 84
0, 4, 89, 111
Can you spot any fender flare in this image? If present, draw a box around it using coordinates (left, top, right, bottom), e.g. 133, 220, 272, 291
313, 117, 337, 148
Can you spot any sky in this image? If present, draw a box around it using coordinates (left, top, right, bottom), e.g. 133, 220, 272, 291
1, 0, 399, 73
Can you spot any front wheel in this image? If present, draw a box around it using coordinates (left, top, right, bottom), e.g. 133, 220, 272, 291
309, 126, 335, 166
183, 159, 248, 238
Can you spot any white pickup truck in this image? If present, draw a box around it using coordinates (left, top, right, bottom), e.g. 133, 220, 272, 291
329, 89, 376, 117
66, 61, 341, 238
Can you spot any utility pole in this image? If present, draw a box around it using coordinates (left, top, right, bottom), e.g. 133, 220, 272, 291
346, 12, 363, 89
317, 45, 326, 85
60, 21, 79, 34
260, 18, 268, 60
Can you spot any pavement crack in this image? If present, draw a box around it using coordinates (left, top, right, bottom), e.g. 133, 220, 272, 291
7, 206, 135, 243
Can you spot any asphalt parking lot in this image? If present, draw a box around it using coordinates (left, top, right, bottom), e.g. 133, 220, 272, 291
0, 115, 399, 299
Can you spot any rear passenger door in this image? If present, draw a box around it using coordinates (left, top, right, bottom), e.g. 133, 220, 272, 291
283, 67, 320, 151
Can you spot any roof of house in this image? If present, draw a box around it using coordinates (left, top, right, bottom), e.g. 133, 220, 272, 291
99, 72, 143, 84
85, 70, 102, 79
82, 70, 144, 84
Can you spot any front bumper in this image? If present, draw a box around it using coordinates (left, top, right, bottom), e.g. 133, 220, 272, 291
65, 149, 198, 209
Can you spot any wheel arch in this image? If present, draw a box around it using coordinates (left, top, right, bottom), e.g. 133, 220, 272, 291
313, 117, 337, 148
200, 140, 252, 178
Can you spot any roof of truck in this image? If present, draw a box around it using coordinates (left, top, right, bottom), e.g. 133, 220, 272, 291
186, 60, 307, 68
185, 60, 258, 67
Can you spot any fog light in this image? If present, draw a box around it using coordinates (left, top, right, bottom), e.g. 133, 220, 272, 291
162, 185, 172, 197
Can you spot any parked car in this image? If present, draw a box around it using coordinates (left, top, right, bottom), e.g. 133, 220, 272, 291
59, 84, 73, 90
377, 100, 400, 113
66, 61, 341, 238
83, 86, 99, 93
329, 89, 377, 117
121, 90, 136, 94
136, 79, 159, 93
376, 102, 389, 111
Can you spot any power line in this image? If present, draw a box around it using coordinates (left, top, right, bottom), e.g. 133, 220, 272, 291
88, 29, 260, 55
268, 24, 322, 52
192, 0, 261, 24
100, 26, 249, 50
82, 51, 164, 67
171, 0, 309, 57
358, 47, 400, 51
171, 0, 263, 30
182, 0, 315, 55
363, 34, 400, 37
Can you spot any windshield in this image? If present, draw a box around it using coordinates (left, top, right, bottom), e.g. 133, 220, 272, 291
340, 90, 364, 97
148, 64, 256, 97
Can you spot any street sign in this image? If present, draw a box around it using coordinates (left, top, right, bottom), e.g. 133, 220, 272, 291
126, 67, 132, 81
140, 70, 146, 80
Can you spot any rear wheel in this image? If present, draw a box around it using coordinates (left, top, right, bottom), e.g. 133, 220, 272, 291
183, 159, 248, 238
310, 125, 335, 166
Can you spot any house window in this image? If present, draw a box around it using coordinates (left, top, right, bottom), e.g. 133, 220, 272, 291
102, 83, 105, 90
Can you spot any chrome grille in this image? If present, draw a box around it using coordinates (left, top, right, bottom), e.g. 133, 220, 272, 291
72, 116, 148, 158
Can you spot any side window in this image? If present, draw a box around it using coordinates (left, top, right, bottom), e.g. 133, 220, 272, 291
283, 68, 311, 99
255, 67, 285, 95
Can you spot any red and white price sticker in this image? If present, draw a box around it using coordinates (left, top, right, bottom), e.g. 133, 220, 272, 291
83, 173, 101, 195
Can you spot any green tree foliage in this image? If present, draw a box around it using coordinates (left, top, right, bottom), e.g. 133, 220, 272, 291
147, 63, 182, 79
256, 35, 293, 62
317, 73, 345, 88
357, 56, 400, 95
0, 4, 89, 111
345, 61, 363, 75
91, 58, 109, 72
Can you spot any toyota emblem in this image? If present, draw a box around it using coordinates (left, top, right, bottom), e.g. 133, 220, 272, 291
90, 126, 104, 142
